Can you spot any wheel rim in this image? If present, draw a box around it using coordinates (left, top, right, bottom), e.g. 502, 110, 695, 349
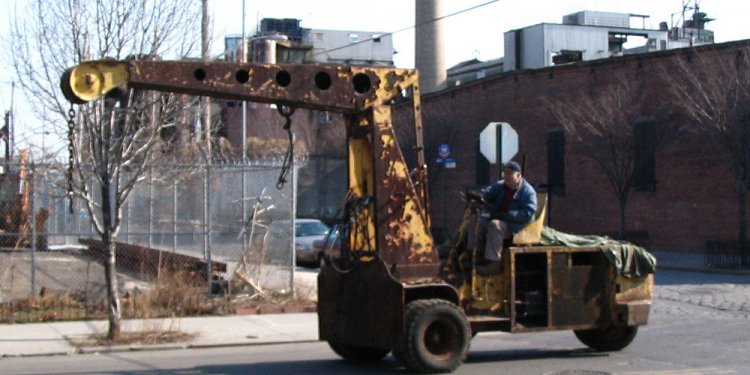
423, 317, 459, 359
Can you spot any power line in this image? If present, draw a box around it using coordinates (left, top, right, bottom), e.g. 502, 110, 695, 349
311, 0, 499, 57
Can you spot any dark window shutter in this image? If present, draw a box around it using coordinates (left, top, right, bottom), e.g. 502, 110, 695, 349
476, 139, 489, 186
547, 128, 565, 195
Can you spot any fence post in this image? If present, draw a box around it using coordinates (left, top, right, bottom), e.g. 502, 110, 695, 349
30, 162, 36, 296
289, 145, 297, 296
148, 166, 153, 250
173, 182, 178, 252
204, 163, 212, 295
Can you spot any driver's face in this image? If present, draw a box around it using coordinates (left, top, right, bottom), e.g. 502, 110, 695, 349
503, 170, 522, 188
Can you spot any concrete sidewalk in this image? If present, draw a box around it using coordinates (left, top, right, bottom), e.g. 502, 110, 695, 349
1, 313, 319, 357
1, 251, 748, 358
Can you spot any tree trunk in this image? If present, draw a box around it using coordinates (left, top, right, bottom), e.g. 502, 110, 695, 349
101, 181, 121, 340
103, 236, 121, 339
618, 194, 628, 240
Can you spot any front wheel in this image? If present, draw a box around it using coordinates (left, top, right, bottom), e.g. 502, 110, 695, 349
328, 341, 390, 362
402, 299, 471, 373
574, 324, 638, 352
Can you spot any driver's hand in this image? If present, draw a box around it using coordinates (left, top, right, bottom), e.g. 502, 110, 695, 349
467, 190, 484, 202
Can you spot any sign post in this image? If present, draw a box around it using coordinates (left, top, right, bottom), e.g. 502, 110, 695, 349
479, 122, 518, 179
479, 122, 518, 164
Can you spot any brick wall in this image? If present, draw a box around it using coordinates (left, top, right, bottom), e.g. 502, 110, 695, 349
399, 41, 750, 251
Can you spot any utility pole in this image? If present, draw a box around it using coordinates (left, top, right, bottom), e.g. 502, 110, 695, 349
201, 0, 212, 293
242, 0, 248, 162
202, 0, 211, 162
3, 111, 9, 162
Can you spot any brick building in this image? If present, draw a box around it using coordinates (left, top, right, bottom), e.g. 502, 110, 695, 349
396, 40, 750, 252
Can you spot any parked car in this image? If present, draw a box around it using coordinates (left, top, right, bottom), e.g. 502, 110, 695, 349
293, 219, 331, 267
265, 219, 330, 267
312, 224, 342, 267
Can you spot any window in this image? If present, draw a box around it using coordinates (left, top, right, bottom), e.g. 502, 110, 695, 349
316, 111, 333, 126
547, 128, 565, 195
633, 117, 656, 192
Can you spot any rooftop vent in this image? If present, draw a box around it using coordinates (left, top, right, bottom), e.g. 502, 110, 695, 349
563, 11, 630, 28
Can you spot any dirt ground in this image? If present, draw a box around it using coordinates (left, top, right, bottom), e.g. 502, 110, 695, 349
0, 248, 318, 304
0, 249, 146, 303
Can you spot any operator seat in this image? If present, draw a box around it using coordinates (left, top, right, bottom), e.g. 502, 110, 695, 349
511, 192, 548, 245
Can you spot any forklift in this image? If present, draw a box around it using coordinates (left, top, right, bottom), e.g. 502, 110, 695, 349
61, 59, 654, 373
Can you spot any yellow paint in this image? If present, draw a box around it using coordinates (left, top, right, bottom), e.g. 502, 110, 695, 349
373, 105, 433, 259
616, 273, 654, 303
369, 68, 418, 107
66, 61, 129, 102
347, 134, 376, 254
470, 273, 506, 312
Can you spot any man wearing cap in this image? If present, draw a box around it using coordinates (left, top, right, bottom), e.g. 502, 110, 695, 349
477, 160, 537, 274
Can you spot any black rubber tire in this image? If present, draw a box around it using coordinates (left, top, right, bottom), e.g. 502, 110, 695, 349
328, 341, 390, 362
402, 299, 471, 373
391, 350, 406, 366
574, 324, 639, 352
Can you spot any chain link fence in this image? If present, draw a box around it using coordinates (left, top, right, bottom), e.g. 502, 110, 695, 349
0, 160, 301, 321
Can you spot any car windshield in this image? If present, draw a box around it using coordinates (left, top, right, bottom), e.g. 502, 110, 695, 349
296, 221, 329, 237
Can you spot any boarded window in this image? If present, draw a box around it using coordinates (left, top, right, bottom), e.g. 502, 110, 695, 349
476, 139, 489, 186
547, 128, 565, 195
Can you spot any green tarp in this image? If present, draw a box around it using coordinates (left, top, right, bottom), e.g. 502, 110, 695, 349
540, 226, 657, 278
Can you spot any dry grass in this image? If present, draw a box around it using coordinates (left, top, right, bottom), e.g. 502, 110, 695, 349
81, 329, 196, 347
2, 267, 316, 324
121, 269, 232, 318
68, 318, 196, 347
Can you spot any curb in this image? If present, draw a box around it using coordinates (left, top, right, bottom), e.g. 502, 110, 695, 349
3, 339, 323, 359
657, 264, 750, 276
74, 339, 323, 355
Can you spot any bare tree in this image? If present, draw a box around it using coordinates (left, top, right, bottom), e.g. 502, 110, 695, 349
9, 0, 201, 339
668, 46, 750, 265
545, 76, 673, 239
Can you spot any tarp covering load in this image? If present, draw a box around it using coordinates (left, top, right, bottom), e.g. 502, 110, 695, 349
540, 227, 657, 278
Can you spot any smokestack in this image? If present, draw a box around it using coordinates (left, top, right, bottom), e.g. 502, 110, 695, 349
415, 0, 446, 94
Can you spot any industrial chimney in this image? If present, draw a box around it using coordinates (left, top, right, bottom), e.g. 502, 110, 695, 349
415, 0, 446, 94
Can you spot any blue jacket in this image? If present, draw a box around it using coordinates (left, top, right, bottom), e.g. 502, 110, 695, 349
482, 179, 537, 234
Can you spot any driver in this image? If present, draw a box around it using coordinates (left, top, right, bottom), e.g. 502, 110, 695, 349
477, 161, 537, 275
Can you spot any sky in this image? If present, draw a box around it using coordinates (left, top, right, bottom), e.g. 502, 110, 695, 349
209, 0, 750, 69
3, 0, 750, 154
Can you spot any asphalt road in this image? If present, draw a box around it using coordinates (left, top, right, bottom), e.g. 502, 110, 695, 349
1, 269, 748, 375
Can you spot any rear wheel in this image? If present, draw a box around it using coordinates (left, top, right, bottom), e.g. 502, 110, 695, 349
402, 299, 471, 373
574, 324, 638, 352
328, 341, 390, 362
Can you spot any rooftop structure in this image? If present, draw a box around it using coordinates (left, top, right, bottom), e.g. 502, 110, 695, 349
503, 8, 714, 72
223, 18, 394, 66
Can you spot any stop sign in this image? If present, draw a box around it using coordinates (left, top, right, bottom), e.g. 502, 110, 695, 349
479, 122, 517, 164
